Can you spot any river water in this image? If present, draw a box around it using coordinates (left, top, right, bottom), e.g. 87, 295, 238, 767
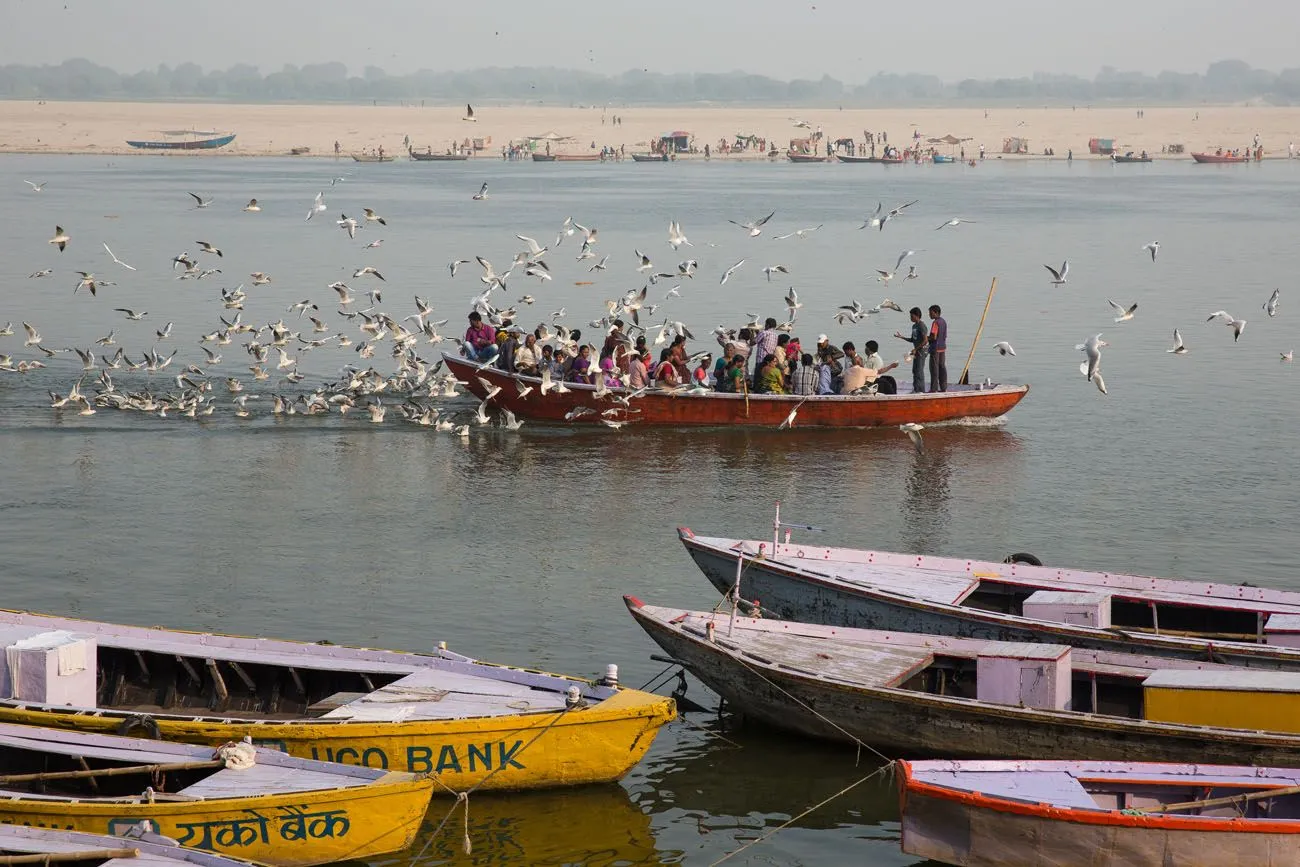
1, 152, 1299, 865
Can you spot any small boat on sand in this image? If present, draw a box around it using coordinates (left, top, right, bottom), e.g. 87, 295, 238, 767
126, 133, 235, 151
443, 353, 1028, 428
626, 597, 1300, 765
0, 724, 430, 866
787, 153, 829, 163
901, 759, 1300, 866
0, 609, 674, 792
1191, 152, 1249, 164
677, 526, 1300, 669
0, 824, 263, 867
350, 153, 394, 163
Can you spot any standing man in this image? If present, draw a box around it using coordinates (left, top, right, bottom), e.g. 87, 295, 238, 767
895, 308, 928, 394
751, 318, 780, 387
927, 304, 948, 392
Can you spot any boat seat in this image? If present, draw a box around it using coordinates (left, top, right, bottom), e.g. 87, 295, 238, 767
918, 769, 1100, 810
177, 761, 369, 798
799, 561, 979, 606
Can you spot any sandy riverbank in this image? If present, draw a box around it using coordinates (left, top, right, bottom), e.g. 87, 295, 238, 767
2, 100, 1300, 160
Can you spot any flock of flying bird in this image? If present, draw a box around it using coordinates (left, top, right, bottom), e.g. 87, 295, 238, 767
5, 169, 1288, 445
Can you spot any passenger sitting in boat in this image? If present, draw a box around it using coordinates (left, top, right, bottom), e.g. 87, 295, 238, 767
627, 348, 649, 389
774, 334, 792, 384
550, 347, 569, 379
599, 357, 622, 388
496, 328, 517, 372
722, 355, 747, 392
755, 354, 786, 394
692, 356, 711, 388
539, 344, 558, 377
655, 349, 681, 388
791, 353, 819, 395
669, 335, 690, 378
842, 341, 864, 370
603, 320, 626, 359
815, 356, 836, 395
514, 334, 540, 375
463, 311, 498, 362
569, 345, 594, 384
713, 344, 735, 385
863, 340, 899, 395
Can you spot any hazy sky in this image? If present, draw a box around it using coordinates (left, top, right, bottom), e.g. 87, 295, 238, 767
3, 0, 1296, 83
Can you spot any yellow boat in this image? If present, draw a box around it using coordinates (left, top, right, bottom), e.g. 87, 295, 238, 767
0, 610, 675, 792
0, 723, 431, 867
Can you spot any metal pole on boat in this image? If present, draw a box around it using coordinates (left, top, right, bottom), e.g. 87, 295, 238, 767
957, 277, 998, 386
729, 544, 745, 636
773, 502, 781, 551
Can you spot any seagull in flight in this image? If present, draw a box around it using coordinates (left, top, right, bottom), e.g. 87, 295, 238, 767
900, 423, 925, 452
24, 180, 46, 192
243, 199, 261, 212
774, 225, 823, 240
463, 103, 477, 122
1207, 310, 1247, 342
306, 191, 326, 221
784, 287, 802, 319
729, 211, 775, 237
1142, 241, 1160, 262
102, 243, 137, 271
1264, 288, 1281, 317
337, 214, 359, 239
113, 308, 147, 320
1167, 328, 1187, 354
362, 207, 387, 226
878, 200, 918, 231
48, 226, 69, 252
778, 398, 808, 430
1107, 299, 1138, 323
719, 259, 746, 285
993, 342, 1016, 356
1076, 333, 1107, 381
762, 265, 789, 281
189, 192, 213, 208
935, 218, 976, 230
1044, 261, 1069, 285
472, 182, 489, 201
668, 220, 692, 249
196, 240, 223, 257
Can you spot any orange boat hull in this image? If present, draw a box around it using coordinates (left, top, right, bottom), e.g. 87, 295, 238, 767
443, 355, 1028, 428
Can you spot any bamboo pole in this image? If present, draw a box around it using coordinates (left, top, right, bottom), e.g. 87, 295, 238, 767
0, 851, 139, 865
1159, 782, 1300, 813
957, 277, 998, 386
0, 759, 222, 785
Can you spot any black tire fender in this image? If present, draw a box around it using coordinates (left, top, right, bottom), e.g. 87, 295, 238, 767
116, 713, 161, 739
1003, 552, 1043, 567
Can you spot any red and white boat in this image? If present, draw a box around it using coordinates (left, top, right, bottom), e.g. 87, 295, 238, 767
1190, 151, 1250, 164
901, 759, 1300, 866
442, 353, 1028, 428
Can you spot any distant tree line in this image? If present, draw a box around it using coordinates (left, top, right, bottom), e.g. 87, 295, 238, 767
2, 58, 1299, 105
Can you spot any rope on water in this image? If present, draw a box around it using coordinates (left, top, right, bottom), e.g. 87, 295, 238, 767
707, 761, 896, 867
406, 704, 575, 862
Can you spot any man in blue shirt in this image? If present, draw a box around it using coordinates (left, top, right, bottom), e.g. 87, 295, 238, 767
928, 304, 948, 392
895, 307, 928, 394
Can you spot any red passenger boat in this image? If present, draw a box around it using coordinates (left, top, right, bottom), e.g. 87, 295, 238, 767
442, 353, 1028, 428
1190, 151, 1250, 164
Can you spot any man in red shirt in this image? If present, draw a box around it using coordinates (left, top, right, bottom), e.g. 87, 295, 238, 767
462, 311, 498, 362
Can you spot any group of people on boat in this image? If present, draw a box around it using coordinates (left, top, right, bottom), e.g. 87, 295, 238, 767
462, 304, 952, 396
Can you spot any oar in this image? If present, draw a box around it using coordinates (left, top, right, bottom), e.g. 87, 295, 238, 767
0, 759, 223, 785
0, 851, 139, 865
1159, 782, 1300, 814
957, 277, 998, 386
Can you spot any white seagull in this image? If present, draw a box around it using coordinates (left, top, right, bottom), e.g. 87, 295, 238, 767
729, 211, 775, 237
762, 265, 789, 282
1142, 241, 1160, 262
24, 180, 47, 192
1076, 333, 1107, 381
935, 218, 977, 230
778, 398, 808, 430
1107, 299, 1138, 323
1264, 288, 1281, 318
306, 191, 326, 221
102, 243, 137, 271
48, 226, 70, 252
1167, 328, 1188, 354
189, 193, 213, 208
993, 342, 1016, 356
463, 104, 477, 122
472, 182, 489, 201
774, 225, 823, 240
719, 259, 746, 285
900, 422, 925, 451
1044, 261, 1069, 285
1207, 310, 1247, 341
668, 220, 692, 249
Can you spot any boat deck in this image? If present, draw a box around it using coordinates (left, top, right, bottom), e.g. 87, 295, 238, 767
319, 668, 571, 721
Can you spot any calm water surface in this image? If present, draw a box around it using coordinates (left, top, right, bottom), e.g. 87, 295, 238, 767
1, 152, 1299, 865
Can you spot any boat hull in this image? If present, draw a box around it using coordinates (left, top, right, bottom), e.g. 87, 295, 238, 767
900, 764, 1300, 866
351, 155, 394, 162
1112, 156, 1152, 163
627, 600, 1300, 765
836, 154, 889, 163
408, 149, 468, 161
443, 354, 1027, 428
788, 154, 828, 163
679, 530, 1300, 670
0, 687, 672, 793
1191, 153, 1249, 163
0, 773, 431, 867
126, 134, 235, 150
631, 153, 668, 162
0, 825, 265, 867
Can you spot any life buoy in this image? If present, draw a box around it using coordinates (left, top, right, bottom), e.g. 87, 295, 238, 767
117, 714, 161, 739
1003, 553, 1043, 567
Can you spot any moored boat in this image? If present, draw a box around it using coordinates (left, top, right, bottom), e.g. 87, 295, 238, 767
554, 153, 603, 162
835, 154, 890, 164
1191, 152, 1249, 163
0, 824, 264, 867
626, 597, 1300, 764
630, 153, 668, 162
0, 724, 430, 867
350, 153, 394, 163
900, 759, 1300, 866
126, 133, 235, 151
443, 353, 1027, 428
678, 527, 1300, 669
931, 154, 956, 163
787, 153, 829, 163
1112, 152, 1152, 163
0, 610, 674, 792
408, 148, 468, 161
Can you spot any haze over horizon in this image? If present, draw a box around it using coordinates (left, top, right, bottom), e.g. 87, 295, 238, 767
4, 0, 1297, 84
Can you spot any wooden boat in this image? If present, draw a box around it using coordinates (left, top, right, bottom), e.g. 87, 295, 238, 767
408, 148, 468, 161
677, 527, 1300, 670
442, 353, 1027, 428
1191, 152, 1249, 164
787, 153, 828, 163
0, 824, 264, 867
835, 154, 888, 164
350, 153, 394, 163
288, 147, 310, 156
531, 153, 557, 162
931, 154, 956, 164
625, 597, 1300, 764
901, 759, 1300, 866
126, 134, 235, 151
630, 153, 668, 162
0, 610, 673, 792
0, 724, 430, 866
554, 154, 602, 162
1112, 152, 1152, 163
